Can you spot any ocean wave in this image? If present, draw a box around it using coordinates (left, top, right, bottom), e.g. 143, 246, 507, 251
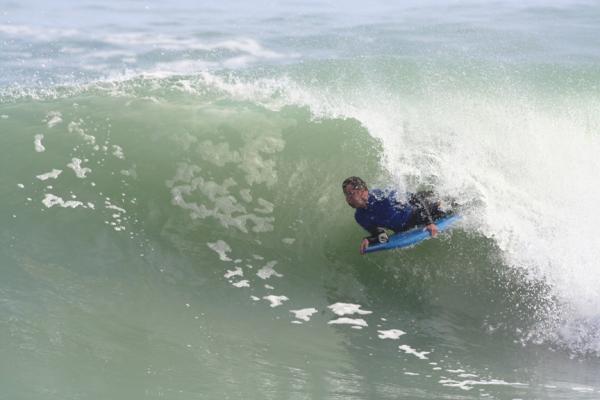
2, 63, 600, 357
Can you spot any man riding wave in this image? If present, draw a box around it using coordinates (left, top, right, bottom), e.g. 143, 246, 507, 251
342, 176, 452, 254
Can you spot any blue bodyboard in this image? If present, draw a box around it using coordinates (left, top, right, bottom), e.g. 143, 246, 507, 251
364, 215, 461, 254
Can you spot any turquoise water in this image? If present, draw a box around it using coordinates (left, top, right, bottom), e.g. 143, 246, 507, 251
2, 1, 600, 399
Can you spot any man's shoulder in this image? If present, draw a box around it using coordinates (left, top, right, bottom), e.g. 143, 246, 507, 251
370, 188, 400, 202
369, 188, 386, 200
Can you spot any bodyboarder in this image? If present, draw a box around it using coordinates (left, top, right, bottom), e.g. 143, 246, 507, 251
342, 176, 451, 254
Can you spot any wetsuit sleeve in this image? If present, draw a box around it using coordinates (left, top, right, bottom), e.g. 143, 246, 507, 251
355, 215, 388, 244
355, 216, 379, 236
364, 228, 388, 245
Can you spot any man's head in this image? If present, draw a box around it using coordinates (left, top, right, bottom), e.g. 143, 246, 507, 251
342, 176, 369, 209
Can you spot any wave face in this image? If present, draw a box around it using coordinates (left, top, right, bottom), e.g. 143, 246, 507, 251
2, 1, 600, 399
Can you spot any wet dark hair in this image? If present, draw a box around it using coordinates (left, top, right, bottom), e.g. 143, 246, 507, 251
342, 176, 368, 192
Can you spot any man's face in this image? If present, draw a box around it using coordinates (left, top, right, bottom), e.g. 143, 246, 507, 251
343, 185, 369, 209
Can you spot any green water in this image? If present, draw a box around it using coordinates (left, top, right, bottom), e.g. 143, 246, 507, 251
2, 75, 600, 399
3, 1, 600, 398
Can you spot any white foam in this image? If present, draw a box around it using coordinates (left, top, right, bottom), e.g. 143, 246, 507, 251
263, 295, 289, 308
120, 168, 137, 179
328, 318, 368, 327
112, 145, 125, 159
240, 189, 253, 203
256, 261, 283, 279
44, 35, 295, 77
377, 329, 406, 339
34, 134, 45, 152
44, 111, 62, 128
439, 378, 527, 391
0, 24, 78, 39
167, 164, 275, 233
193, 134, 285, 188
224, 267, 243, 279
290, 308, 318, 322
67, 158, 91, 178
282, 238, 296, 245
398, 345, 430, 360
103, 34, 286, 58
36, 169, 62, 181
42, 194, 84, 209
571, 386, 594, 393
328, 303, 372, 316
232, 280, 250, 288
207, 240, 232, 261
17, 183, 24, 188
254, 198, 274, 214
104, 33, 290, 73
105, 203, 126, 213
68, 120, 96, 144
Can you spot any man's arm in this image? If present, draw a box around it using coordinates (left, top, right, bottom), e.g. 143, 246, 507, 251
410, 193, 438, 237
364, 227, 389, 244
359, 226, 389, 254
354, 194, 390, 254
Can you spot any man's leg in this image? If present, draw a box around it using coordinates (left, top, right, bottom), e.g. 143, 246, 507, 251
407, 192, 452, 228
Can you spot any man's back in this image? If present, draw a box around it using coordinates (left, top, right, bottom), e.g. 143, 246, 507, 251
354, 189, 415, 234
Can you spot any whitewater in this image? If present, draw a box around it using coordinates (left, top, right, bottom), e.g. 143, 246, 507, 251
2, 1, 600, 399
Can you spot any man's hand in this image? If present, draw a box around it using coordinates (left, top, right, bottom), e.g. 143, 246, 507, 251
360, 238, 369, 255
426, 223, 438, 237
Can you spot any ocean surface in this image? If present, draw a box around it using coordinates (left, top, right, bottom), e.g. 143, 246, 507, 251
2, 1, 600, 399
